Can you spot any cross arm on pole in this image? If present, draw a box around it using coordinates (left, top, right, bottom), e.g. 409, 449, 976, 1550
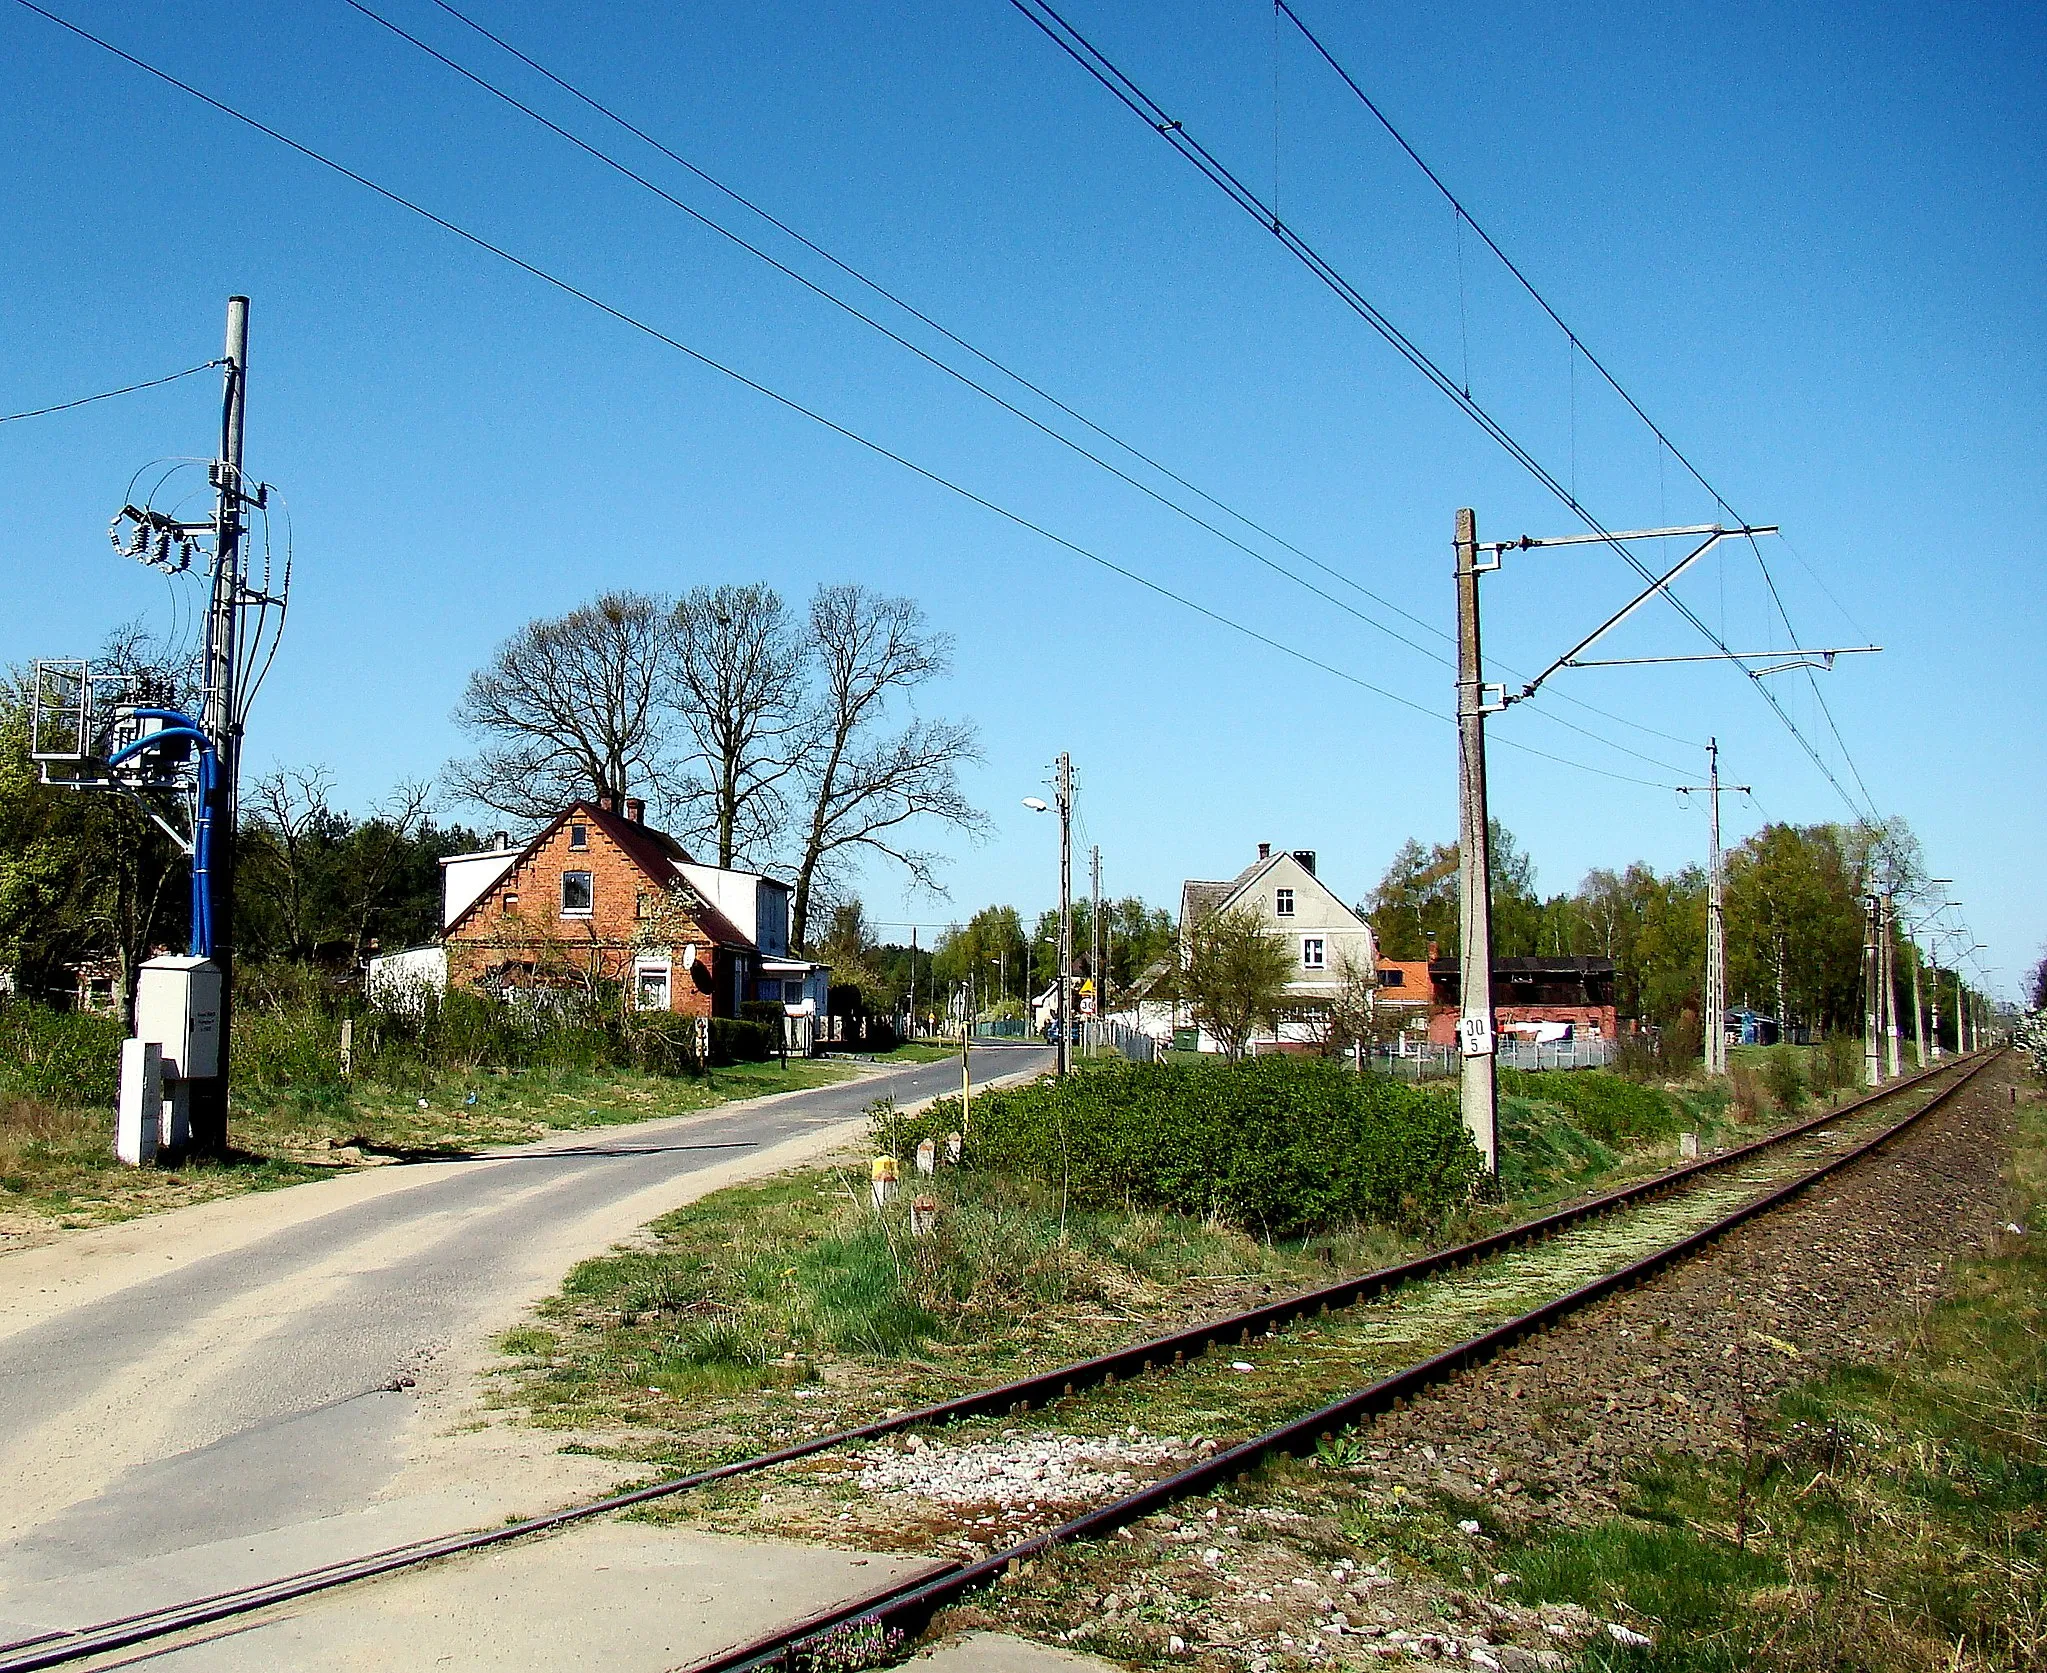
1501, 528, 1769, 706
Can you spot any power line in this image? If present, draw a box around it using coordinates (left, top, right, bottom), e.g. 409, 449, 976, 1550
11, 0, 1684, 795
1010, 0, 1882, 824
0, 358, 221, 426
1272, 0, 1886, 824
379, 0, 1441, 663
377, 0, 1694, 773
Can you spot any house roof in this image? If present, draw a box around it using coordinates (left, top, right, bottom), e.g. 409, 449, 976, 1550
443, 799, 757, 950
1182, 849, 1372, 939
1426, 956, 1617, 976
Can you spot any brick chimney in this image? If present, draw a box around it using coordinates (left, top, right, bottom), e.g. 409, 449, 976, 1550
1257, 842, 1271, 861
1427, 935, 1440, 962
625, 797, 646, 824
597, 792, 617, 814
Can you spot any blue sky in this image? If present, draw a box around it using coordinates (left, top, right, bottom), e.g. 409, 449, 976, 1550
2, 0, 2041, 996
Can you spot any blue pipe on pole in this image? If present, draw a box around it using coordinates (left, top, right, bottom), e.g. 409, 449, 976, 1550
105, 715, 218, 959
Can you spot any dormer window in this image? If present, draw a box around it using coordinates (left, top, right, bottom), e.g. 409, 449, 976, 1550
1275, 888, 1295, 917
569, 823, 588, 851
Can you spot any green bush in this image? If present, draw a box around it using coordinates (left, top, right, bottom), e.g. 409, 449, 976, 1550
1761, 1046, 1808, 1112
1496, 1068, 1679, 1144
884, 1056, 1480, 1236
709, 1016, 773, 1065
0, 1002, 124, 1108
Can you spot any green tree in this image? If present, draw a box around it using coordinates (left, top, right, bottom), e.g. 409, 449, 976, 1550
1366, 820, 1537, 960
1183, 905, 1294, 1063
1723, 823, 1866, 1033
931, 905, 1028, 1012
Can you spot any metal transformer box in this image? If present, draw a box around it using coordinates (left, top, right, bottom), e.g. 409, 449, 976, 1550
135, 955, 222, 1080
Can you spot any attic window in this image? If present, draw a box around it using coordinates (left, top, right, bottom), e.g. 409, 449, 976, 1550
636, 892, 655, 920
561, 872, 594, 916
569, 824, 588, 851
1274, 888, 1294, 917
501, 891, 518, 913
1379, 967, 1404, 988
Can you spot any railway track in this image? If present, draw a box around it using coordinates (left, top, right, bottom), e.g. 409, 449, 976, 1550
0, 1049, 1997, 1672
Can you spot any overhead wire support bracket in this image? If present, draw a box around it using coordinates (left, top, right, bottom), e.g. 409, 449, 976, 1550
1567, 645, 1882, 674
1489, 524, 1779, 707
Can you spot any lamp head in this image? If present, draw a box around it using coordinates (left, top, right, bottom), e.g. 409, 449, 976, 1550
1022, 797, 1050, 813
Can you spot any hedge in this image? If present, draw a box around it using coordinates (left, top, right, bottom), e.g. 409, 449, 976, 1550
887, 1055, 1480, 1236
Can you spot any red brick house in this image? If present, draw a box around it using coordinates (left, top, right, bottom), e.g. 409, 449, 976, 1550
1424, 956, 1619, 1047
440, 796, 823, 1020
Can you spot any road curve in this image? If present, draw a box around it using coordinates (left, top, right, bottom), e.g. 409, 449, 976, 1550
0, 1046, 1047, 1634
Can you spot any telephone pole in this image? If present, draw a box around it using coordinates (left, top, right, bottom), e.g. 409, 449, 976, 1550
1453, 509, 1498, 1174
1056, 753, 1074, 1077
1677, 739, 1746, 1076
188, 298, 250, 1158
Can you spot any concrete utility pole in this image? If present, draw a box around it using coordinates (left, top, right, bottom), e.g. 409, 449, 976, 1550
1089, 843, 1103, 1051
1678, 739, 1746, 1077
1909, 937, 1927, 1068
1862, 895, 1882, 1087
1453, 508, 1498, 1174
188, 298, 250, 1158
1880, 894, 1902, 1079
1056, 752, 1074, 1078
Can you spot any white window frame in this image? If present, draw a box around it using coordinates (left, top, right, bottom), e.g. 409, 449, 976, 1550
561, 871, 594, 917
1274, 887, 1295, 918
634, 959, 671, 1012
1301, 936, 1325, 970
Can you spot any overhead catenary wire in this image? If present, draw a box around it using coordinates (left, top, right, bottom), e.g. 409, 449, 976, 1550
8, 0, 1682, 794
382, 0, 1697, 771
1269, 0, 1887, 824
1009, 0, 1881, 822
0, 358, 222, 425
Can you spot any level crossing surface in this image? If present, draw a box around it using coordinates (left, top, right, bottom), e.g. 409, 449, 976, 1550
0, 1045, 1046, 1642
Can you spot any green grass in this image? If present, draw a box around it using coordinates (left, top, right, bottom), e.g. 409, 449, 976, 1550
0, 1052, 855, 1238
1483, 1090, 2047, 1672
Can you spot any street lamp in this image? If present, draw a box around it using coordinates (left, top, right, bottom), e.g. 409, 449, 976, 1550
1024, 767, 1075, 1075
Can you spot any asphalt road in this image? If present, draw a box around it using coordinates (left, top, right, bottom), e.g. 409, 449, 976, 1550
0, 1045, 1047, 1639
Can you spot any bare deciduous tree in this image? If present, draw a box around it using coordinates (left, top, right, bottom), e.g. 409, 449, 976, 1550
788, 585, 984, 948
447, 592, 674, 822
669, 583, 806, 868
243, 765, 337, 959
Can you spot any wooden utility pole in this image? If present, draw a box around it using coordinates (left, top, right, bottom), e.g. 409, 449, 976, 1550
188, 298, 249, 1158
1056, 751, 1073, 1078
1453, 508, 1497, 1174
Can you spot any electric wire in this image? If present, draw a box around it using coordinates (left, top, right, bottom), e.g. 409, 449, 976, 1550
9, 0, 1681, 793
355, 0, 1698, 774
1010, 0, 1880, 823
338, 0, 1442, 671
0, 358, 221, 425
1272, 0, 1886, 822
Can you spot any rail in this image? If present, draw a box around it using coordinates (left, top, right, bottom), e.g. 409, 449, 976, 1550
0, 1049, 1996, 1672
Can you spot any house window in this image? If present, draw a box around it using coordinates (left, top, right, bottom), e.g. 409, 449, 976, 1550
635, 962, 670, 1011
561, 871, 594, 916
1274, 888, 1294, 917
501, 891, 518, 913
569, 824, 588, 850
1378, 967, 1404, 987
636, 892, 654, 920
1302, 937, 1325, 970
757, 979, 783, 1003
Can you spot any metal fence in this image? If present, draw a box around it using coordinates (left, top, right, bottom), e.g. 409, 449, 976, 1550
1360, 1037, 1616, 1080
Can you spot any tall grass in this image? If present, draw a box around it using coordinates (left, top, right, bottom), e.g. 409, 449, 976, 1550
0, 1003, 123, 1107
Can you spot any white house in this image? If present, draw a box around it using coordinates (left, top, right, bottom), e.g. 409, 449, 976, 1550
1177, 843, 1378, 1053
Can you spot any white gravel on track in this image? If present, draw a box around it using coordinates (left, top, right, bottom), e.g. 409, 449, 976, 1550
856, 1430, 1190, 1510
